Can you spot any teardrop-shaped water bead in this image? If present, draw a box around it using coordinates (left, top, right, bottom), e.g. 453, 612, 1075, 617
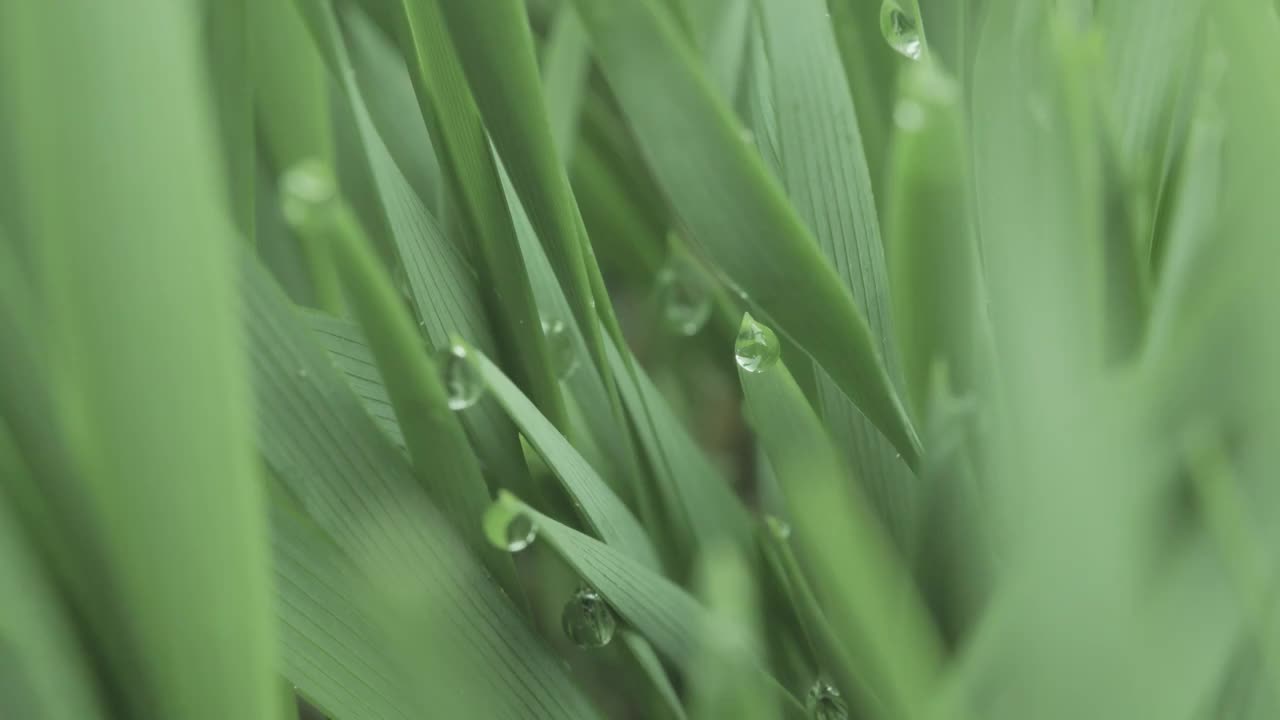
561, 585, 617, 648
805, 679, 848, 720
542, 318, 580, 380
482, 494, 538, 552
280, 159, 339, 234
879, 0, 923, 61
442, 344, 485, 411
655, 261, 713, 336
735, 314, 781, 373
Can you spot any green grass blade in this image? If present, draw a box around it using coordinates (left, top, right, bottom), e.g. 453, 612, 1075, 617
884, 61, 984, 417
566, 0, 922, 467
0, 448, 107, 720
541, 5, 592, 165
737, 315, 941, 720
463, 344, 662, 571
288, 181, 521, 595
6, 3, 280, 716
271, 491, 418, 720
241, 255, 602, 719
388, 0, 570, 429
489, 492, 804, 712
756, 0, 918, 537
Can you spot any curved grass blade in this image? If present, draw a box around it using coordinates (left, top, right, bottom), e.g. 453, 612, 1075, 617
737, 315, 941, 720
461, 343, 662, 572
564, 0, 922, 467
488, 492, 804, 712
241, 254, 602, 720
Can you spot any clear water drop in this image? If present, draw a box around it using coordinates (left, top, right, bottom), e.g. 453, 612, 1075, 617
561, 585, 617, 648
482, 493, 538, 552
879, 0, 923, 61
764, 515, 792, 541
805, 679, 848, 720
542, 318, 579, 380
735, 314, 780, 373
442, 344, 485, 411
280, 159, 339, 233
894, 99, 926, 131
655, 261, 712, 336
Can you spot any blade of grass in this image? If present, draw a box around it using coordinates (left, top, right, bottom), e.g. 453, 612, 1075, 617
756, 0, 918, 539
241, 254, 602, 719
7, 3, 280, 716
737, 315, 942, 720
462, 343, 662, 572
565, 0, 922, 467
374, 0, 569, 429
487, 492, 805, 712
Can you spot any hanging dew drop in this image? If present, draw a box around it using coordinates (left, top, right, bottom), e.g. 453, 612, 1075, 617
805, 679, 848, 720
442, 344, 485, 411
655, 260, 712, 336
735, 314, 781, 373
879, 0, 923, 61
280, 159, 339, 233
542, 318, 579, 380
561, 585, 617, 648
482, 493, 538, 552
764, 515, 792, 541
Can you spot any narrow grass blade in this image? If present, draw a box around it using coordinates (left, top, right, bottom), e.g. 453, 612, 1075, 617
388, 0, 569, 429
462, 344, 662, 571
737, 315, 941, 720
488, 492, 804, 712
541, 5, 592, 165
566, 0, 922, 466
756, 0, 918, 537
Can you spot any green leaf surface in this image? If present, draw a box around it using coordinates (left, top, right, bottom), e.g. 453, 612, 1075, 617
464, 345, 662, 572
565, 0, 922, 467
756, 0, 917, 537
738, 322, 941, 720
6, 4, 280, 717
492, 493, 803, 711
241, 254, 602, 720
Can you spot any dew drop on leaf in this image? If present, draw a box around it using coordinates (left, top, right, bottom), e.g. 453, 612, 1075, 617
279, 159, 338, 233
655, 261, 712, 336
805, 679, 848, 720
561, 585, 617, 648
542, 318, 579, 380
442, 344, 485, 411
735, 314, 780, 373
879, 0, 923, 61
482, 495, 538, 552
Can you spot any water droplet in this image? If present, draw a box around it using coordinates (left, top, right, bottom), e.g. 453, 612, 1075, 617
561, 585, 617, 648
482, 494, 538, 552
280, 159, 339, 233
296, 367, 310, 380
764, 515, 791, 540
542, 318, 579, 380
655, 261, 712, 336
735, 314, 780, 373
442, 344, 484, 411
879, 0, 923, 60
806, 679, 848, 720
894, 99, 926, 132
